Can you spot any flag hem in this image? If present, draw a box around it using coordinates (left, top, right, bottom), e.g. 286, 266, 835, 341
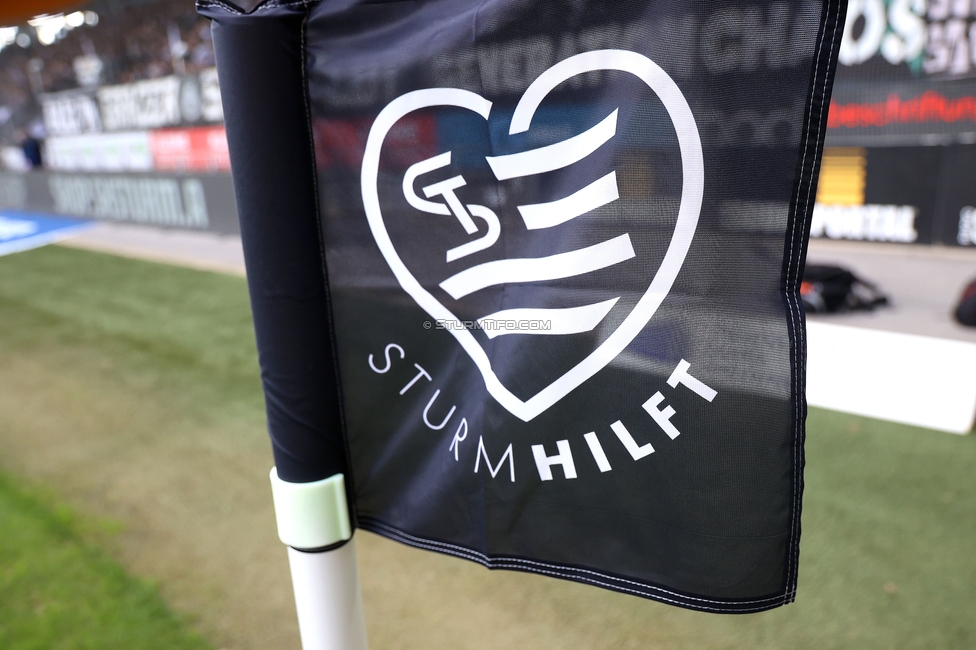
778, 0, 849, 605
360, 517, 792, 614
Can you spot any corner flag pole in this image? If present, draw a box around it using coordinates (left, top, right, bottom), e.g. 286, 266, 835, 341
201, 7, 369, 648
270, 470, 368, 650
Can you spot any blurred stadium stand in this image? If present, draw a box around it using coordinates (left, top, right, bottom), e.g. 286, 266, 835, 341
1, 0, 215, 146
0, 0, 234, 232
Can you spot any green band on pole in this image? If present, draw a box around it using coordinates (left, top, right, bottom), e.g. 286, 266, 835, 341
270, 468, 352, 550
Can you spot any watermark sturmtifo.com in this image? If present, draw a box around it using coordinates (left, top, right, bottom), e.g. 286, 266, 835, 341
424, 319, 552, 332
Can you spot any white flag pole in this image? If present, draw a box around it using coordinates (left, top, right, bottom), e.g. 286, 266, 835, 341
270, 468, 369, 650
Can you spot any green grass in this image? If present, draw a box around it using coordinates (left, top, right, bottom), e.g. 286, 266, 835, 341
0, 245, 282, 649
790, 409, 976, 648
0, 244, 974, 649
0, 242, 260, 412
0, 472, 212, 650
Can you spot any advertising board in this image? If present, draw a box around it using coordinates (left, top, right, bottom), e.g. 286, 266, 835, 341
45, 131, 153, 172
0, 171, 238, 235
149, 126, 230, 172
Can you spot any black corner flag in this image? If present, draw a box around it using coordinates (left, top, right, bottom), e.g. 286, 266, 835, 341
200, 0, 846, 613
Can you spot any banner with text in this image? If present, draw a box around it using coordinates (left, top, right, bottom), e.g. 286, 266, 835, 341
0, 170, 239, 235
828, 0, 976, 146
40, 67, 223, 138
811, 144, 976, 245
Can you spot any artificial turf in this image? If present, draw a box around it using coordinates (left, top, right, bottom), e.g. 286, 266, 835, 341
0, 243, 974, 649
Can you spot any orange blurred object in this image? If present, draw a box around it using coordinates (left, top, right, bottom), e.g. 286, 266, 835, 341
0, 0, 87, 25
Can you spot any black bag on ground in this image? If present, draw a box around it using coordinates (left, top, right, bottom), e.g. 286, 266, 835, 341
955, 278, 976, 327
801, 265, 889, 314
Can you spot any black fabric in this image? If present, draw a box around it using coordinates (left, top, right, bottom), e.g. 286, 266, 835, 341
206, 7, 351, 489
202, 0, 847, 612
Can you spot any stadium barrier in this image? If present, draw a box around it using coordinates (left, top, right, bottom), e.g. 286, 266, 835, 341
807, 322, 976, 434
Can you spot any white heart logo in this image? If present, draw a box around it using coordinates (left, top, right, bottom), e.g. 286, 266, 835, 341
361, 49, 703, 423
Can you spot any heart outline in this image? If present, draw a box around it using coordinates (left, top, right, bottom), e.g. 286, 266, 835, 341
361, 49, 703, 422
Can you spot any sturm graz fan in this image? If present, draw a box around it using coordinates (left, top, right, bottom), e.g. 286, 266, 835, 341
199, 0, 846, 613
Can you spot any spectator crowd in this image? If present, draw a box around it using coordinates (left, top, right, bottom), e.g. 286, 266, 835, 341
0, 0, 216, 154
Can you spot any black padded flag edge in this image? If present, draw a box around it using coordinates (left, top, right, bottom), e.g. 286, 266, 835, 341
200, 0, 847, 613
